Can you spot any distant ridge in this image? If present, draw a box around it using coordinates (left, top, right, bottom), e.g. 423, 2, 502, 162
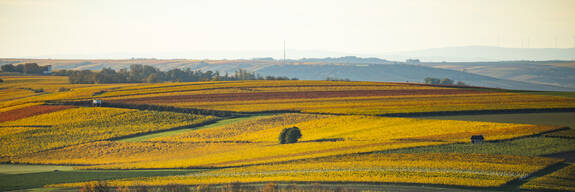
380, 46, 575, 62
1, 57, 572, 91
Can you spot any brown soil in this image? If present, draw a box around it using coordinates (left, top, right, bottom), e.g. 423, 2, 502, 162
0, 105, 76, 123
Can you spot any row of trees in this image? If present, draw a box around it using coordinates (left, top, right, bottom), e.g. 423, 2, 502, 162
424, 77, 465, 86
55, 64, 297, 84
325, 77, 351, 81
1, 63, 51, 74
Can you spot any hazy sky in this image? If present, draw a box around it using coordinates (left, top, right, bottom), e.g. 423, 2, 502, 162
0, 0, 574, 59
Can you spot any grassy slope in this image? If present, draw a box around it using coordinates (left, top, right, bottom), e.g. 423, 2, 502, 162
0, 164, 74, 174
0, 169, 202, 191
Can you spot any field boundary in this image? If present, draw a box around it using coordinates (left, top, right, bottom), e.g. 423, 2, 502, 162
501, 161, 570, 191
46, 101, 238, 117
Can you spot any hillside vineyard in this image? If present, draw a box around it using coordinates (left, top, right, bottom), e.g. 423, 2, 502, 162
1, 76, 574, 191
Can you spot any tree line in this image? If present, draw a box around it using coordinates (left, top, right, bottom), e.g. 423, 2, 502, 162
1, 63, 51, 74
424, 77, 465, 86
51, 64, 297, 84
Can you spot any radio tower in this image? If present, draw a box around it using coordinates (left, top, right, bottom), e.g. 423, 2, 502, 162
283, 40, 286, 65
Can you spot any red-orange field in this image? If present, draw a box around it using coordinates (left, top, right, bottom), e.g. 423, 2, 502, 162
0, 105, 76, 123
111, 89, 492, 103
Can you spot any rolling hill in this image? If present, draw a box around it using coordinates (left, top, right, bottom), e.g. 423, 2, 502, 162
1, 57, 573, 91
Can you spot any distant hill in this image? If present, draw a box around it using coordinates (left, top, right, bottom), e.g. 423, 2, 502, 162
423, 61, 575, 89
256, 64, 572, 91
1, 57, 573, 91
381, 46, 575, 62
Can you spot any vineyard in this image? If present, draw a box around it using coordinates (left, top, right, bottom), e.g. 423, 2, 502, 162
1, 75, 575, 191
93, 80, 575, 115
0, 107, 217, 157
50, 153, 562, 188
7, 113, 560, 170
522, 164, 575, 191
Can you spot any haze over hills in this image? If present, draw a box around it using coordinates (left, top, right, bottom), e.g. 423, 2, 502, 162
424, 61, 575, 90
15, 46, 575, 62
379, 46, 575, 62
2, 56, 574, 91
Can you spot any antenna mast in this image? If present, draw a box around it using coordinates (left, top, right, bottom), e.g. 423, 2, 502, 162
283, 40, 286, 65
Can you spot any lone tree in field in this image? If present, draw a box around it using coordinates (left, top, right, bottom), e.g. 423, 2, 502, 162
279, 127, 302, 144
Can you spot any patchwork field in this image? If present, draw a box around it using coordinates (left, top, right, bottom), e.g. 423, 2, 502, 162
7, 113, 560, 170
0, 107, 216, 157
80, 80, 575, 115
1, 75, 575, 191
50, 153, 561, 188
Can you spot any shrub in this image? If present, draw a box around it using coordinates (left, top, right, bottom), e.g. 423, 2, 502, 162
286, 127, 302, 143
279, 127, 302, 144
279, 128, 289, 144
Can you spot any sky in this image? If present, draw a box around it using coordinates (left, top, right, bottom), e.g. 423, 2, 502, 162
0, 0, 574, 59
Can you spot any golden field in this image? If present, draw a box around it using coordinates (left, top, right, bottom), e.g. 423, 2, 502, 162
7, 113, 561, 170
2, 76, 575, 116
1, 75, 574, 190
521, 164, 575, 191
0, 107, 216, 157
49, 153, 562, 188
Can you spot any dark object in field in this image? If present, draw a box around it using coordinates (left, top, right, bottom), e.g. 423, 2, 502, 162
279, 127, 302, 144
471, 135, 485, 144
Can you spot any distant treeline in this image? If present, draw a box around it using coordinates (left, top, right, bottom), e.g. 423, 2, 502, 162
1, 63, 51, 74
424, 77, 465, 86
51, 64, 297, 84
